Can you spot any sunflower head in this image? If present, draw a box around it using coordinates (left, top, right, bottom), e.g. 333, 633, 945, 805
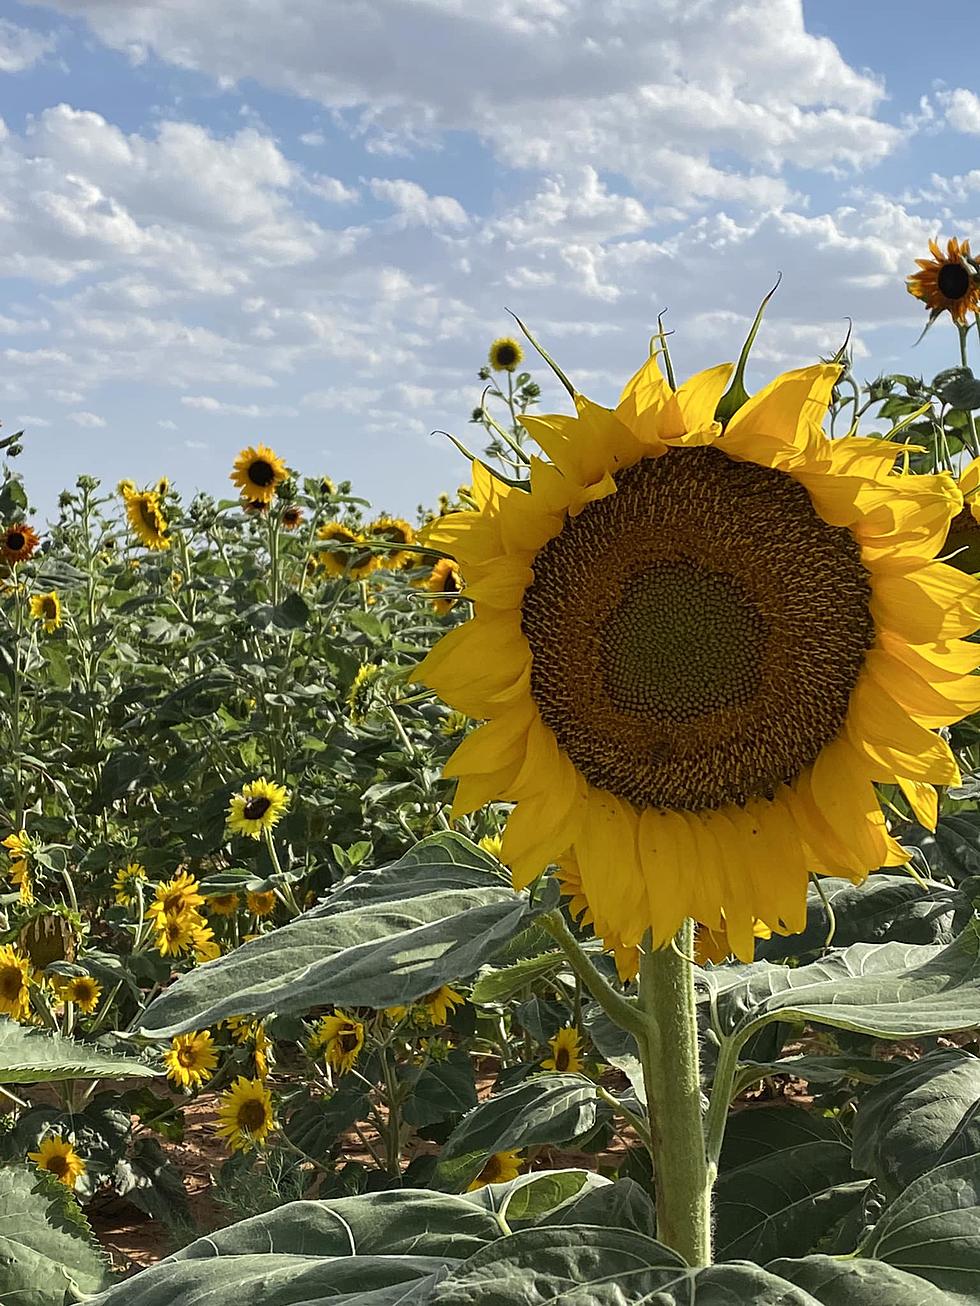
155, 914, 197, 958
148, 871, 205, 924
422, 558, 463, 615
226, 778, 290, 840
309, 1011, 364, 1074
29, 591, 62, 633
2, 523, 40, 564
907, 237, 980, 325
216, 1075, 275, 1152
207, 891, 241, 916
164, 1030, 218, 1089
58, 974, 102, 1014
423, 985, 464, 1026
123, 489, 170, 550
467, 1149, 523, 1191
319, 476, 336, 497
280, 505, 304, 531
230, 444, 288, 504
28, 1136, 86, 1189
314, 522, 377, 579
246, 889, 276, 918
366, 516, 416, 570
488, 337, 524, 373
0, 944, 31, 1021
113, 861, 147, 907
347, 663, 384, 724
18, 912, 76, 968
191, 920, 221, 962
542, 1025, 584, 1074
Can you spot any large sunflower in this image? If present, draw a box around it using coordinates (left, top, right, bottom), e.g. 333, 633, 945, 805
2, 523, 40, 564
230, 444, 288, 504
123, 488, 170, 551
418, 350, 980, 961
907, 237, 980, 325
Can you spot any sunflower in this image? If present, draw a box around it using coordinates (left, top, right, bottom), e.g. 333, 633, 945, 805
164, 1030, 218, 1089
419, 347, 980, 962
242, 497, 269, 516
123, 488, 170, 550
58, 975, 102, 1014
424, 985, 464, 1026
478, 833, 503, 859
246, 889, 276, 918
320, 477, 336, 496
216, 1076, 275, 1152
542, 1026, 584, 1074
29, 591, 62, 633
147, 871, 205, 926
9, 860, 33, 905
280, 505, 304, 531
155, 914, 197, 958
1, 523, 40, 564
366, 516, 416, 570
944, 456, 980, 574
225, 1015, 259, 1044
422, 558, 464, 615
0, 945, 31, 1021
309, 1011, 364, 1073
252, 1025, 271, 1079
694, 919, 773, 965
28, 1136, 86, 1189
314, 522, 377, 579
230, 444, 288, 504
207, 892, 241, 916
907, 237, 980, 325
347, 663, 383, 724
113, 861, 147, 907
226, 778, 290, 840
191, 920, 221, 962
467, 1149, 523, 1191
488, 338, 524, 373
2, 832, 33, 903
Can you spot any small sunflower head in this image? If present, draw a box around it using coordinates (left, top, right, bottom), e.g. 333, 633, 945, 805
280, 505, 304, 531
347, 663, 385, 724
226, 778, 290, 840
231, 444, 288, 504
2, 523, 40, 564
365, 516, 416, 570
216, 1075, 275, 1152
29, 591, 62, 633
28, 1135, 86, 1189
907, 236, 980, 325
488, 337, 524, 373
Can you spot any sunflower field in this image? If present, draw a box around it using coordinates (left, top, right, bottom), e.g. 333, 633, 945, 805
1, 247, 980, 1305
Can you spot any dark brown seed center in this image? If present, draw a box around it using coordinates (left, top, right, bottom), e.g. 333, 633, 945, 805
243, 796, 271, 820
938, 262, 970, 300
238, 1100, 267, 1132
6, 532, 25, 551
249, 460, 275, 487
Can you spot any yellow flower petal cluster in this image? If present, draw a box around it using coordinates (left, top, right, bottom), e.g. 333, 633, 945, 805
216, 1075, 275, 1152
387, 985, 465, 1027
366, 516, 415, 570
542, 1026, 585, 1074
420, 558, 463, 615
226, 778, 290, 840
148, 870, 215, 961
0, 944, 31, 1021
419, 349, 980, 961
246, 889, 276, 918
122, 485, 170, 550
164, 1030, 218, 1089
3, 831, 33, 905
230, 444, 288, 504
56, 974, 102, 1014
467, 1149, 523, 1190
28, 1135, 86, 1188
113, 861, 147, 907
309, 1011, 364, 1073
29, 591, 62, 633
907, 237, 980, 325
314, 522, 378, 579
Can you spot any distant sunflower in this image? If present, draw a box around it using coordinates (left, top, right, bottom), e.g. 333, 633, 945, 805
191, 920, 221, 962
366, 516, 416, 569
164, 1030, 218, 1089
420, 348, 980, 960
0, 944, 30, 1021
319, 477, 336, 497
423, 558, 463, 615
226, 778, 290, 840
478, 833, 503, 860
542, 1026, 584, 1074
280, 505, 304, 531
246, 889, 276, 918
207, 892, 241, 916
907, 237, 980, 325
216, 1076, 275, 1152
252, 1024, 271, 1079
123, 489, 170, 550
242, 497, 269, 516
347, 663, 383, 724
230, 444, 288, 504
2, 523, 40, 564
155, 914, 197, 958
468, 1149, 523, 1191
488, 338, 523, 373
225, 1015, 259, 1044
315, 522, 377, 579
29, 591, 62, 633
28, 1136, 86, 1189
113, 861, 147, 907
309, 1011, 364, 1074
147, 871, 205, 926
59, 975, 102, 1015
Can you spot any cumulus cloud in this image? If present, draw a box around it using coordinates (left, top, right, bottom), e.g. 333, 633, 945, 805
368, 178, 468, 228
181, 395, 300, 417
69, 410, 106, 427
940, 88, 980, 135
0, 18, 55, 73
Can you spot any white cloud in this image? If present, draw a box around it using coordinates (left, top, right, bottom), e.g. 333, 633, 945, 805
181, 394, 300, 417
299, 130, 325, 146
17, 414, 51, 427
368, 178, 468, 228
940, 88, 980, 135
305, 173, 359, 204
69, 410, 106, 427
0, 19, 55, 73
0, 314, 50, 334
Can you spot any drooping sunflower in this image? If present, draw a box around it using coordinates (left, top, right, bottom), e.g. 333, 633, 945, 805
147, 871, 205, 927
246, 889, 276, 918
58, 975, 102, 1015
467, 1149, 523, 1191
230, 444, 288, 504
488, 337, 524, 373
28, 1136, 86, 1189
164, 1030, 218, 1089
2, 523, 40, 564
366, 516, 415, 570
280, 505, 304, 531
216, 1075, 275, 1152
314, 522, 377, 579
309, 1011, 364, 1074
424, 985, 464, 1026
226, 778, 290, 840
207, 892, 241, 916
0, 944, 31, 1021
419, 347, 980, 962
422, 558, 464, 615
907, 237, 980, 325
123, 488, 170, 550
29, 591, 62, 633
112, 861, 147, 907
319, 476, 336, 497
542, 1026, 585, 1074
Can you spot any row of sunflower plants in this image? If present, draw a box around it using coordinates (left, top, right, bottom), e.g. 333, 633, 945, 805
0, 247, 979, 1301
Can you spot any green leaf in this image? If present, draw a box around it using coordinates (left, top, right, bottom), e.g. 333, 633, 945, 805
852, 1049, 980, 1197
535, 1175, 658, 1238
434, 1073, 607, 1191
0, 1018, 157, 1084
463, 1169, 609, 1225
768, 1255, 957, 1304
718, 1105, 845, 1171
0, 1166, 108, 1305
863, 1152, 980, 1297
470, 950, 565, 1004
271, 591, 310, 628
139, 838, 533, 1038
402, 1048, 478, 1127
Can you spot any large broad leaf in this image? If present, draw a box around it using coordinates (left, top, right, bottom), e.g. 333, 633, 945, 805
462, 1169, 611, 1226
863, 1151, 980, 1298
470, 950, 566, 1005
434, 1074, 607, 1191
769, 1254, 958, 1304
140, 836, 534, 1038
0, 1018, 157, 1084
428, 1226, 821, 1304
0, 1166, 108, 1306
718, 1105, 844, 1172
852, 1049, 980, 1197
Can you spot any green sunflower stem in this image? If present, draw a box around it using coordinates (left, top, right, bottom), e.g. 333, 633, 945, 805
637, 923, 713, 1267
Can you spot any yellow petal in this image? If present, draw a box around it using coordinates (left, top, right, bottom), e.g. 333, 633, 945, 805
650, 365, 733, 441
721, 364, 839, 462
846, 676, 960, 784
871, 563, 980, 642
897, 777, 938, 832
864, 646, 980, 727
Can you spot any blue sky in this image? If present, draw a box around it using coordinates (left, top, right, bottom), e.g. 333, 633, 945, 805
1, 0, 978, 521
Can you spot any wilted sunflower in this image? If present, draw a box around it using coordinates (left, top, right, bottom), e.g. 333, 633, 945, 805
123, 488, 170, 550
542, 1026, 584, 1074
113, 861, 147, 907
216, 1075, 275, 1152
0, 944, 30, 1021
246, 889, 276, 918
907, 237, 980, 325
28, 1136, 86, 1189
207, 892, 241, 916
366, 516, 416, 569
58, 975, 102, 1015
488, 337, 524, 373
147, 871, 205, 926
230, 444, 288, 504
422, 558, 464, 615
29, 591, 62, 633
314, 522, 377, 579
164, 1031, 218, 1089
2, 523, 40, 564
309, 1011, 364, 1073
419, 347, 980, 961
280, 505, 304, 531
468, 1149, 523, 1191
226, 778, 290, 840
